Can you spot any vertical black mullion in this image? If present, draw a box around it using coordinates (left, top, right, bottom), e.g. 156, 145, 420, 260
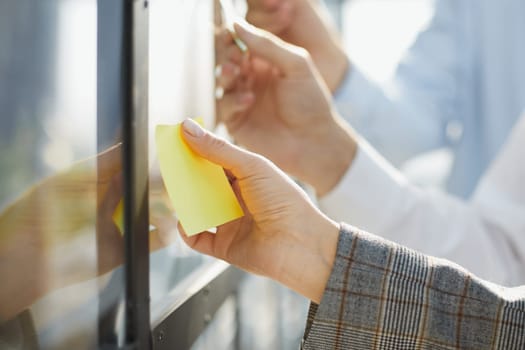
122, 0, 151, 349
97, 0, 150, 348
97, 0, 125, 348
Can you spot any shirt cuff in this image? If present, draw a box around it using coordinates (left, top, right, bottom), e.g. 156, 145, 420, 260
318, 139, 408, 234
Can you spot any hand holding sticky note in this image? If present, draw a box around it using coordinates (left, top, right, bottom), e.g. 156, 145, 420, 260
155, 123, 244, 236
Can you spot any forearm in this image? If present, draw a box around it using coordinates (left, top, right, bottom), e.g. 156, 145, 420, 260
271, 0, 350, 92
304, 0, 350, 92
296, 115, 358, 197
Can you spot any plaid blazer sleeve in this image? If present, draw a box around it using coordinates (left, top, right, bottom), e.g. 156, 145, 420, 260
302, 223, 525, 349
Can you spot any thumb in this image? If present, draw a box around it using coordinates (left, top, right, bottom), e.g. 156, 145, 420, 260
181, 119, 261, 178
234, 21, 308, 73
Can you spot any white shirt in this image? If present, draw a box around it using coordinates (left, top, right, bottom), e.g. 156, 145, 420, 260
334, 0, 525, 198
320, 114, 525, 286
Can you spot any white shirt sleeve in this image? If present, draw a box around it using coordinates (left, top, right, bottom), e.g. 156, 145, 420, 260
334, 0, 462, 166
319, 116, 525, 287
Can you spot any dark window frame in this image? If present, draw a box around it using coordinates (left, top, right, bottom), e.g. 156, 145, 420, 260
97, 0, 150, 348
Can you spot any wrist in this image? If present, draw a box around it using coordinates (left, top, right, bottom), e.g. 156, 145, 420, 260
299, 117, 357, 197
314, 44, 349, 93
298, 0, 350, 93
276, 211, 339, 303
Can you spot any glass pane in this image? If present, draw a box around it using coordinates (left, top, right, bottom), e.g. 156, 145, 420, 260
0, 1, 126, 348
148, 0, 217, 322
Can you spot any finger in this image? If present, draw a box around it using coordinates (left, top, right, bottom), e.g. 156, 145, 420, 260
178, 222, 216, 256
181, 118, 262, 178
149, 227, 176, 252
216, 40, 244, 65
97, 143, 122, 183
215, 27, 234, 47
247, 0, 282, 11
224, 168, 237, 184
246, 1, 293, 34
149, 216, 177, 251
215, 62, 241, 92
216, 91, 255, 123
96, 171, 123, 229
233, 21, 309, 74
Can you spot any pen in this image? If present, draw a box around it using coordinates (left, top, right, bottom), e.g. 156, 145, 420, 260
219, 0, 248, 53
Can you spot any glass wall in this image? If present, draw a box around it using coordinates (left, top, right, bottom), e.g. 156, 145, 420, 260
148, 0, 216, 313
148, 1, 241, 348
0, 0, 127, 349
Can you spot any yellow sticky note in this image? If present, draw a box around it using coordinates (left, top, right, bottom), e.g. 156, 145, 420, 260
155, 123, 244, 236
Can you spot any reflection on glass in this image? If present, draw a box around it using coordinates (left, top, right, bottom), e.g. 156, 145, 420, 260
1, 145, 123, 310
0, 1, 146, 348
0, 1, 102, 347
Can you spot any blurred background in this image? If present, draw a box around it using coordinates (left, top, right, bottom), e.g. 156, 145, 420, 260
336, 0, 451, 188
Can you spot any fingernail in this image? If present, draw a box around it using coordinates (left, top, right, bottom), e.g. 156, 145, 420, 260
233, 36, 248, 53
182, 119, 204, 138
215, 86, 225, 100
214, 65, 222, 78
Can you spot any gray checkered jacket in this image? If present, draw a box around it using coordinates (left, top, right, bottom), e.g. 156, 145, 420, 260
302, 224, 525, 349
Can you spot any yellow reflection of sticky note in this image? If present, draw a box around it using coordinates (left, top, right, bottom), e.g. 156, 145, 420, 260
112, 199, 124, 235
155, 123, 244, 236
